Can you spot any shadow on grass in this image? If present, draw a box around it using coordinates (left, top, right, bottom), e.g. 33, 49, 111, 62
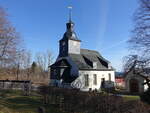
0, 90, 61, 113
6, 96, 42, 108
0, 96, 42, 112
0, 90, 23, 98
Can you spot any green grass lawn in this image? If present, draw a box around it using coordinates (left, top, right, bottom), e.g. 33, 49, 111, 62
0, 90, 61, 113
122, 95, 140, 101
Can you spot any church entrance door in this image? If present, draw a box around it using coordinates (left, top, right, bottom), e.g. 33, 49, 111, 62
129, 79, 139, 93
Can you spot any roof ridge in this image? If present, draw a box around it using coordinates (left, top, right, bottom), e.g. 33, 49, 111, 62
80, 49, 101, 56
81, 48, 99, 52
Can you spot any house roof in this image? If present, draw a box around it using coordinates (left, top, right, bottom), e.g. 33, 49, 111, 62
50, 49, 112, 70
81, 49, 109, 63
51, 59, 71, 68
68, 49, 111, 70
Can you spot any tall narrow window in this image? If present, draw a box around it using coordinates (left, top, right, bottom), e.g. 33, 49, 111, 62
93, 74, 97, 85
101, 78, 105, 88
108, 73, 111, 81
85, 74, 89, 86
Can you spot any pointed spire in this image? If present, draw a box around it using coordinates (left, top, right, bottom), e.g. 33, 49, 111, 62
66, 6, 74, 32
60, 6, 81, 41
68, 6, 72, 22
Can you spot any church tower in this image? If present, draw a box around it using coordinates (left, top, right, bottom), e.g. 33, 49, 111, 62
59, 7, 81, 57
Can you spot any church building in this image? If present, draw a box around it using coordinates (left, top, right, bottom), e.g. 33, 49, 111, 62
50, 11, 115, 91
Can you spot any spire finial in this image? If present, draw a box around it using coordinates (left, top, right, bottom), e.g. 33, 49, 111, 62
68, 6, 72, 22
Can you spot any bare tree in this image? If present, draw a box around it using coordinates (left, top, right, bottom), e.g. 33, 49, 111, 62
35, 50, 54, 71
47, 50, 54, 67
0, 7, 24, 80
22, 50, 32, 80
129, 0, 150, 55
35, 52, 45, 71
32, 50, 53, 83
0, 7, 21, 68
10, 49, 32, 80
125, 0, 150, 88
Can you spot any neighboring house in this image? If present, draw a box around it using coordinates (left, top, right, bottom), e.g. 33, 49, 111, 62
50, 18, 115, 91
115, 72, 125, 88
124, 68, 149, 93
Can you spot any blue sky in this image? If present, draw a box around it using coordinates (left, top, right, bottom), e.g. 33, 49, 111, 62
0, 0, 138, 71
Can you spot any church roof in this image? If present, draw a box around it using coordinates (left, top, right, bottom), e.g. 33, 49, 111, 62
68, 49, 112, 70
51, 49, 112, 71
51, 59, 71, 68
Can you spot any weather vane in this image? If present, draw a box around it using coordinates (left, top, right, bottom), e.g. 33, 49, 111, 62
68, 6, 72, 22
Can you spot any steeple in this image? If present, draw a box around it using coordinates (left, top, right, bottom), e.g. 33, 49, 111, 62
68, 6, 72, 23
59, 6, 81, 57
66, 6, 74, 33
60, 6, 80, 41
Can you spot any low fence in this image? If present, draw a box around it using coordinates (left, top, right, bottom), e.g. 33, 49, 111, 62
0, 80, 31, 90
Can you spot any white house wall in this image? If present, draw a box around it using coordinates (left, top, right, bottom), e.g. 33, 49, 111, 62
71, 70, 115, 91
